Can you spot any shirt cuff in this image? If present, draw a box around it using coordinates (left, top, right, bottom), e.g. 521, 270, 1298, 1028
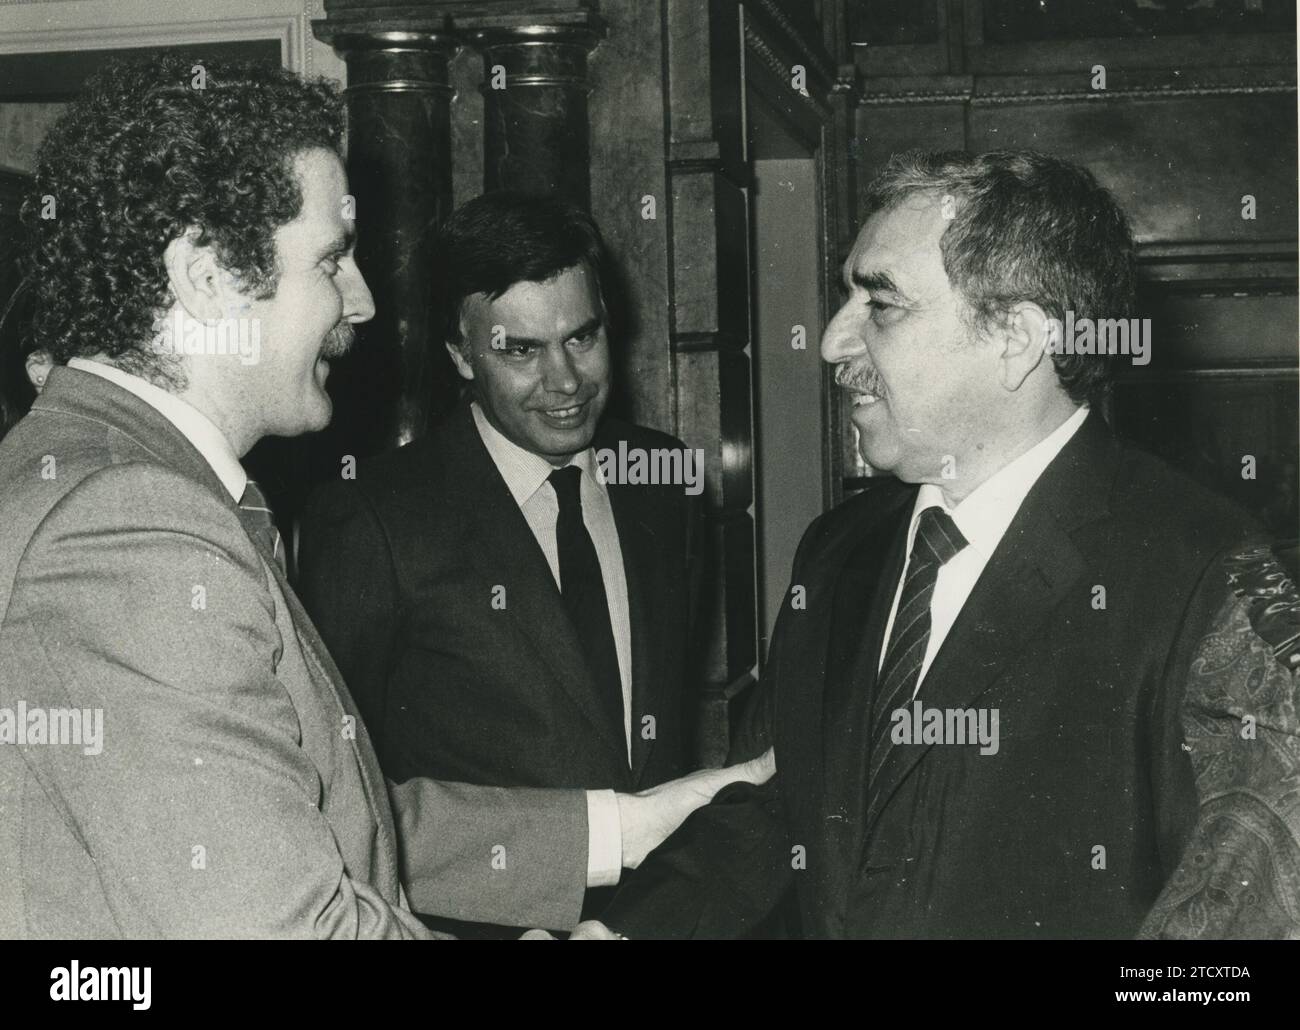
585, 789, 623, 888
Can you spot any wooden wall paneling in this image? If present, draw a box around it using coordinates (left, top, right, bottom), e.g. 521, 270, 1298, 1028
965, 90, 1297, 249
820, 59, 857, 513
967, 33, 1295, 76
847, 0, 951, 76
676, 345, 758, 670
976, 0, 1294, 49
1111, 367, 1299, 535
587, 0, 672, 431
663, 0, 756, 764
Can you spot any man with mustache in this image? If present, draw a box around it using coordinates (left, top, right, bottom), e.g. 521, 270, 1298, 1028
297, 191, 771, 937
578, 149, 1259, 939
0, 55, 652, 938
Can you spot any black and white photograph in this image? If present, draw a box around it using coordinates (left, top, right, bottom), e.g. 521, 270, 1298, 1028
0, 0, 1296, 1005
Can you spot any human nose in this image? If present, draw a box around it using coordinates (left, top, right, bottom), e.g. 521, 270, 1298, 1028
540, 341, 580, 395
820, 299, 867, 366
340, 261, 376, 325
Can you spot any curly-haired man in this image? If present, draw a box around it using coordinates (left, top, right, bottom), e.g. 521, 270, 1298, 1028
0, 53, 436, 939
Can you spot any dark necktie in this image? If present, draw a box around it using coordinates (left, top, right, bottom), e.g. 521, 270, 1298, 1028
867, 506, 968, 789
238, 479, 286, 575
549, 465, 624, 736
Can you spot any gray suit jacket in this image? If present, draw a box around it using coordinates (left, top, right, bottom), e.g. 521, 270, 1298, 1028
0, 367, 586, 938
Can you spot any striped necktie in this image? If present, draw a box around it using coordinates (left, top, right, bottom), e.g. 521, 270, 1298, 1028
238, 479, 286, 575
867, 506, 968, 790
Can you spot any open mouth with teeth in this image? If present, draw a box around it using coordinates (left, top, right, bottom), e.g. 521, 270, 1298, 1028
837, 367, 884, 408
537, 399, 591, 427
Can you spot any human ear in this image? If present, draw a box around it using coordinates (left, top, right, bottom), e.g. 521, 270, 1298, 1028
446, 340, 474, 381
997, 302, 1051, 392
161, 229, 229, 324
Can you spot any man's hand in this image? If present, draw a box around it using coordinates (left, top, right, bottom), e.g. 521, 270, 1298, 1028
569, 920, 624, 939
616, 747, 775, 870
518, 922, 625, 939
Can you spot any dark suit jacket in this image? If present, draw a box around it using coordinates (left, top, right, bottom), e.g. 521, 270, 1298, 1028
297, 399, 702, 930
0, 368, 585, 938
602, 411, 1257, 939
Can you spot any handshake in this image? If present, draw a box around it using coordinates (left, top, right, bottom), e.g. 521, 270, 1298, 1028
520, 746, 776, 940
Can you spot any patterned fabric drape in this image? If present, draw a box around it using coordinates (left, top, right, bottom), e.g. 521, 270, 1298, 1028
1140, 541, 1300, 939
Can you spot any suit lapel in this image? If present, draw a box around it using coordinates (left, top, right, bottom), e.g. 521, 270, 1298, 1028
762, 480, 911, 920
818, 487, 913, 897
823, 503, 910, 797
443, 404, 629, 765
865, 412, 1118, 830
272, 562, 404, 897
40, 368, 406, 899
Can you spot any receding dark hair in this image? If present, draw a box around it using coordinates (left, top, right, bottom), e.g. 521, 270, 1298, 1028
863, 150, 1136, 405
433, 191, 611, 348
20, 53, 344, 382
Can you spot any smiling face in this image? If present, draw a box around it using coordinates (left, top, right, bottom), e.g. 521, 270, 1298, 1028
448, 262, 610, 465
234, 147, 373, 442
820, 193, 1003, 486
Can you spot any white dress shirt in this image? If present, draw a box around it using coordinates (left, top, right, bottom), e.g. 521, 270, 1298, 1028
878, 405, 1091, 695
67, 358, 246, 501
471, 402, 630, 886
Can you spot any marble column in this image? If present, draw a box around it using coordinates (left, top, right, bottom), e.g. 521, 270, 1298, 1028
470, 24, 601, 208
313, 26, 459, 454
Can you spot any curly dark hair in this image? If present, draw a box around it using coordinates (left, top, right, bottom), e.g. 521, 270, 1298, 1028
20, 52, 345, 383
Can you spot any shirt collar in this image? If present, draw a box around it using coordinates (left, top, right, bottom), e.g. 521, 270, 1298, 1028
910, 405, 1090, 559
67, 357, 247, 502
471, 401, 599, 506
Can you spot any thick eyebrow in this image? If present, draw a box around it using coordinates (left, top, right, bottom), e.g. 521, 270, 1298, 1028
319, 227, 357, 258
849, 269, 905, 297
499, 315, 604, 350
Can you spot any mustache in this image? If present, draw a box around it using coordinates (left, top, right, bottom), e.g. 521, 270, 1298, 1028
834, 362, 882, 395
321, 321, 355, 359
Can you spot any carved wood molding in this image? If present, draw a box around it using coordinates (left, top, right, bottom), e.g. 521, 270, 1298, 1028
745, 0, 836, 84
859, 74, 1296, 106
743, 19, 831, 120
861, 84, 1297, 105
0, 2, 322, 76
1137, 240, 1298, 296
741, 0, 843, 116
972, 81, 1297, 105
0, 9, 317, 75
317, 0, 602, 37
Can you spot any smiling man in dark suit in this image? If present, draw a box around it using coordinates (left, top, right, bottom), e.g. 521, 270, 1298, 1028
297, 192, 771, 938
577, 149, 1259, 939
